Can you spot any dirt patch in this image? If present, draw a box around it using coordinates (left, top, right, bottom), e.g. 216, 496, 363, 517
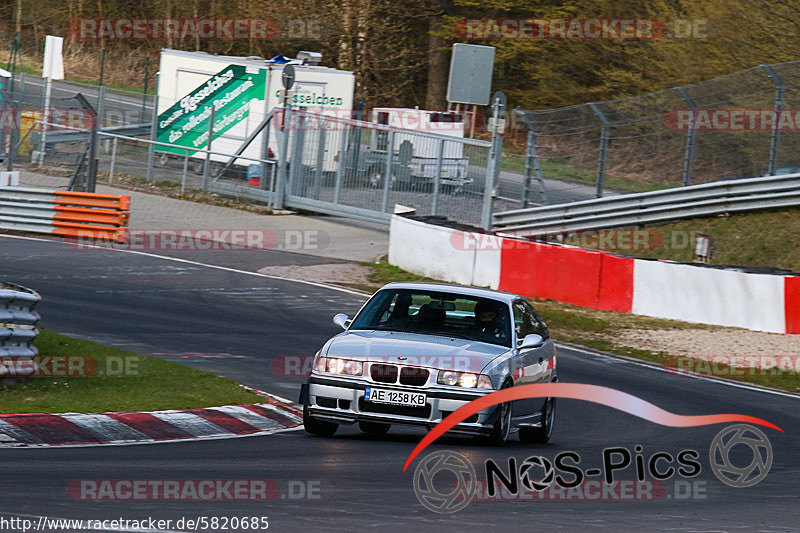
258, 263, 374, 291
614, 328, 800, 358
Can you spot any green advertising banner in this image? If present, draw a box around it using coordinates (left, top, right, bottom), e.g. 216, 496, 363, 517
156, 64, 266, 154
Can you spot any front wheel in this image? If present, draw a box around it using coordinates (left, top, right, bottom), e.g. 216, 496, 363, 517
519, 397, 556, 444
303, 406, 338, 437
486, 381, 513, 446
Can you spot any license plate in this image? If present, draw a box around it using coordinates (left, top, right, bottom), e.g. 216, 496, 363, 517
364, 387, 426, 407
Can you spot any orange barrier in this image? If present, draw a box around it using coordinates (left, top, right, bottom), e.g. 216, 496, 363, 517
54, 191, 131, 211
51, 191, 130, 243
0, 187, 130, 242
53, 206, 129, 226
53, 226, 130, 243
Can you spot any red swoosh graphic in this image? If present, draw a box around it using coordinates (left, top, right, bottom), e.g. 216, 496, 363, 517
403, 383, 783, 472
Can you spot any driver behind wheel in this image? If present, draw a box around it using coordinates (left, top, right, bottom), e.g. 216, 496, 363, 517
474, 300, 507, 341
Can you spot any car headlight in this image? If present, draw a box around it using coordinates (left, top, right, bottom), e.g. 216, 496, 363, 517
316, 357, 363, 376
458, 373, 478, 388
438, 370, 459, 386
438, 370, 493, 389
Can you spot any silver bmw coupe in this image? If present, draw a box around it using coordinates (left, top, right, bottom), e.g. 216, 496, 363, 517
299, 282, 557, 445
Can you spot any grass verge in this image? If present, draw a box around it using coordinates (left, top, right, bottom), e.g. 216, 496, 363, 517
584, 208, 800, 273
0, 330, 263, 414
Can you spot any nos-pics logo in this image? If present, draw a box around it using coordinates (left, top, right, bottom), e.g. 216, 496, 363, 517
412, 424, 773, 513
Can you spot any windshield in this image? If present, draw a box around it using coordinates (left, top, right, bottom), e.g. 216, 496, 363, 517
349, 288, 512, 347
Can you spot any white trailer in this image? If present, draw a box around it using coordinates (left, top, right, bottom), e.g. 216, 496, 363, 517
156, 48, 355, 174
368, 108, 470, 187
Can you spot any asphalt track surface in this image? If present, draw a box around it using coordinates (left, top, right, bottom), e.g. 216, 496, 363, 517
1, 236, 798, 532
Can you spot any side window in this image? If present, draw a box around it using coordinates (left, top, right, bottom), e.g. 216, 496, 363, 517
523, 301, 549, 340
513, 302, 536, 338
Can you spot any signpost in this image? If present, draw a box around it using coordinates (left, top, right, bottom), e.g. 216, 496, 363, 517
446, 44, 495, 138
38, 35, 64, 166
274, 64, 295, 209
482, 91, 506, 230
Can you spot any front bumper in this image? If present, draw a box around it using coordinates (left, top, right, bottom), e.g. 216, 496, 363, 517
301, 376, 498, 436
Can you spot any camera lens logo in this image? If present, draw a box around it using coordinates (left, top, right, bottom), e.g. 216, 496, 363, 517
709, 424, 773, 488
519, 456, 555, 492
413, 450, 476, 513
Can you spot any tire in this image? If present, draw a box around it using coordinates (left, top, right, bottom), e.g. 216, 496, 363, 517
303, 406, 338, 437
485, 381, 513, 446
519, 396, 556, 444
359, 421, 390, 435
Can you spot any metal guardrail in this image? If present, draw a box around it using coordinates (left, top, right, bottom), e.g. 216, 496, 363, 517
0, 186, 130, 241
493, 173, 800, 235
39, 123, 151, 145
0, 282, 40, 379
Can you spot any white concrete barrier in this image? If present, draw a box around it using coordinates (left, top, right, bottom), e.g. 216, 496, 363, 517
388, 215, 798, 334
632, 260, 786, 333
388, 216, 500, 288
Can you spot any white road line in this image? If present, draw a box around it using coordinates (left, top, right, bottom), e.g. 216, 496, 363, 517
558, 341, 800, 400
0, 234, 370, 297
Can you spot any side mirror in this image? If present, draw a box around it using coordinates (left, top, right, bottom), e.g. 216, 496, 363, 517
518, 333, 544, 349
333, 313, 351, 330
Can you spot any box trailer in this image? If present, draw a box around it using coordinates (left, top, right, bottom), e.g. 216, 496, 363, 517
155, 48, 355, 176
362, 108, 471, 190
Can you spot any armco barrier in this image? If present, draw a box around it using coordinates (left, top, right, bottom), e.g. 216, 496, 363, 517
0, 282, 41, 378
493, 173, 800, 236
389, 215, 800, 334
0, 187, 130, 242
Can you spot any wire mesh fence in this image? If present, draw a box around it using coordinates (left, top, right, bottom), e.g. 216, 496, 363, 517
278, 110, 497, 227
514, 60, 800, 204
0, 64, 506, 227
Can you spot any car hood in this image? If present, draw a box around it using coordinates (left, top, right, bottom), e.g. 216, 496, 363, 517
323, 330, 509, 373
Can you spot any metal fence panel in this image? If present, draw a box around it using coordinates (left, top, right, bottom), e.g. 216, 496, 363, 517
515, 60, 800, 203
278, 111, 497, 227
2, 70, 504, 227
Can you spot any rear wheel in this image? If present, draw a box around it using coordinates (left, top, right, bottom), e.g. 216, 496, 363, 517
519, 396, 556, 444
303, 406, 338, 437
359, 421, 390, 435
